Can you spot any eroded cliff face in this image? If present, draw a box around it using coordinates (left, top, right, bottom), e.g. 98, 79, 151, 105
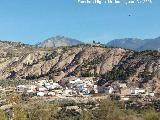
0, 42, 159, 85
0, 42, 126, 80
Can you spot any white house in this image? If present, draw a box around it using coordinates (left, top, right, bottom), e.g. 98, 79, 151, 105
149, 92, 155, 97
26, 85, 37, 93
130, 88, 145, 95
0, 86, 4, 91
53, 89, 63, 95
75, 78, 82, 83
36, 80, 47, 86
37, 87, 47, 92
48, 92, 56, 96
17, 85, 37, 93
37, 92, 45, 97
146, 92, 155, 97
93, 85, 98, 93
63, 88, 73, 96
16, 85, 26, 92
82, 87, 91, 95
46, 83, 61, 90
105, 86, 114, 94
51, 83, 61, 89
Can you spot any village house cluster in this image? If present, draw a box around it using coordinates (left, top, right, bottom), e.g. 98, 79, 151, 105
14, 77, 157, 101
16, 77, 98, 97
97, 79, 156, 101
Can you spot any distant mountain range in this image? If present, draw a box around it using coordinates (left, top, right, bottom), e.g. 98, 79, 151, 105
36, 35, 160, 51
36, 35, 83, 48
107, 37, 160, 51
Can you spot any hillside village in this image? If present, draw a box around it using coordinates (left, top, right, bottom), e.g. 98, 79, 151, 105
0, 0, 160, 118
1, 77, 160, 120
0, 42, 159, 119
0, 76, 158, 102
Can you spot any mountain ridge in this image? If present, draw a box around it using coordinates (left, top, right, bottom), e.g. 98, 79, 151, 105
107, 37, 160, 51
0, 35, 159, 51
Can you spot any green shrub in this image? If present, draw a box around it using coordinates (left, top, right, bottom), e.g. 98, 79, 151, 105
80, 110, 92, 120
0, 109, 7, 120
142, 108, 160, 120
13, 106, 28, 120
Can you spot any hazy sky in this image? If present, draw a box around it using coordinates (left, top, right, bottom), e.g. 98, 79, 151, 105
0, 0, 159, 44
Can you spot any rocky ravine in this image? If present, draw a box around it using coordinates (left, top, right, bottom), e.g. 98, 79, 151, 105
0, 42, 159, 85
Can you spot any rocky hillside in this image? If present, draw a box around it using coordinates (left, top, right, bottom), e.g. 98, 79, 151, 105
107, 37, 160, 51
36, 35, 83, 48
0, 42, 159, 87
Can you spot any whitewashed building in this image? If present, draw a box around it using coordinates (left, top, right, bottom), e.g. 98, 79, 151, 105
44, 83, 61, 90
37, 87, 47, 92
130, 88, 145, 95
37, 92, 45, 97
93, 85, 98, 93
16, 85, 26, 92
48, 92, 56, 96
105, 86, 114, 94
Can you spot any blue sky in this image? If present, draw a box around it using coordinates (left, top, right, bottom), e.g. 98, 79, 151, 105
0, 0, 159, 44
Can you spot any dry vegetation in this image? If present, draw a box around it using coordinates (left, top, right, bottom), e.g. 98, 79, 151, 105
1, 94, 160, 120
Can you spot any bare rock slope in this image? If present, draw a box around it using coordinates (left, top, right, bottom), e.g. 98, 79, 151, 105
0, 42, 159, 85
